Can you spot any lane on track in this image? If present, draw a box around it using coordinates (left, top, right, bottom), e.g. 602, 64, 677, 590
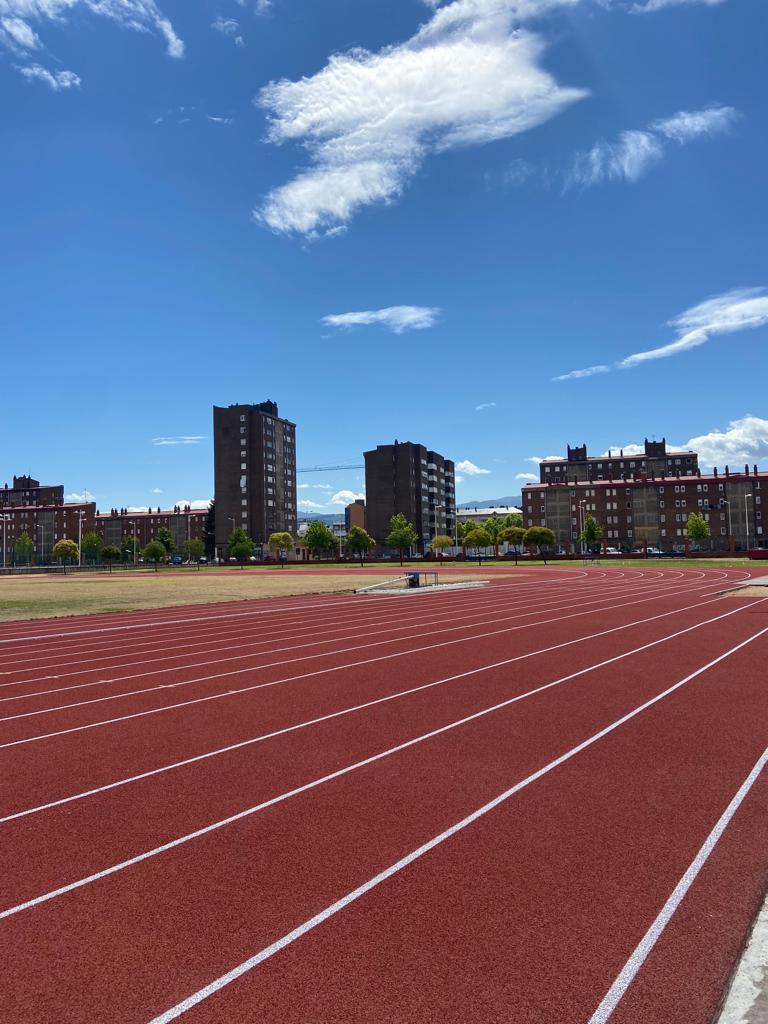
2, 610, 766, 1022
1, 596, 765, 923
0, 572, 741, 743
0, 584, 752, 815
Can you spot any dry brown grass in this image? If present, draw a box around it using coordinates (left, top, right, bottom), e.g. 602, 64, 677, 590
0, 570, 481, 622
723, 585, 768, 598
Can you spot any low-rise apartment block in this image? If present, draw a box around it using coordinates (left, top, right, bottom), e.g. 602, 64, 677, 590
96, 506, 206, 554
523, 464, 765, 551
539, 439, 698, 484
1, 500, 96, 564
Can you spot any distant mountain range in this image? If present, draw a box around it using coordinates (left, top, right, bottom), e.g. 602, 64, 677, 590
297, 512, 344, 525
457, 495, 522, 510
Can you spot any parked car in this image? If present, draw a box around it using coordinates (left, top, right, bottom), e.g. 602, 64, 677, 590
170, 555, 183, 565
604, 547, 621, 555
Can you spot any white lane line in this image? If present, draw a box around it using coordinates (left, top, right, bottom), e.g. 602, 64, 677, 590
0, 576, 641, 695
2, 609, 765, 921
587, 744, 768, 1024
0, 574, 709, 707
145, 625, 768, 1024
0, 591, 745, 823
0, 570, 590, 646
0, 581, 748, 744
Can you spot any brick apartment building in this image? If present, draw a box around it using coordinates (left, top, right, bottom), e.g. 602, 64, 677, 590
523, 463, 765, 551
1, 475, 65, 508
96, 506, 206, 555
213, 401, 297, 557
539, 439, 699, 484
1, 498, 96, 564
345, 499, 366, 532
364, 441, 455, 549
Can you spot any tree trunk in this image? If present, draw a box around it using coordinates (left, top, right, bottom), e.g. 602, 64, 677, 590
539, 546, 547, 566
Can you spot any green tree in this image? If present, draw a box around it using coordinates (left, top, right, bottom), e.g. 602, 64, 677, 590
455, 519, 475, 558
463, 526, 492, 565
523, 526, 556, 565
228, 527, 255, 568
102, 545, 121, 572
81, 531, 102, 565
385, 512, 419, 566
53, 538, 79, 569
482, 517, 508, 558
202, 500, 216, 560
268, 531, 294, 568
579, 514, 604, 553
346, 525, 376, 567
142, 539, 167, 570
303, 521, 337, 561
183, 537, 205, 567
430, 534, 453, 561
502, 511, 523, 530
15, 531, 33, 565
155, 526, 175, 555
686, 511, 711, 549
499, 525, 526, 565
121, 534, 140, 563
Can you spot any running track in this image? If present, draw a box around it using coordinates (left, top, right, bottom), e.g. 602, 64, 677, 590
2, 565, 768, 1023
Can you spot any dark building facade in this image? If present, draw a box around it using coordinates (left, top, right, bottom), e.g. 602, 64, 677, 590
539, 438, 699, 484
213, 401, 297, 556
96, 506, 206, 554
1, 501, 96, 565
364, 441, 455, 549
1, 475, 64, 508
523, 464, 765, 551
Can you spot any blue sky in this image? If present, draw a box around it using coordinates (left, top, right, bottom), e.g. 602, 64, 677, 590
2, 0, 766, 514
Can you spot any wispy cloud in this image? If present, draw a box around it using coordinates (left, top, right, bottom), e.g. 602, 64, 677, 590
632, 0, 725, 13
298, 499, 325, 510
1, 1, 183, 85
565, 104, 738, 190
321, 305, 440, 333
552, 364, 609, 382
151, 488, 163, 494
254, 0, 586, 237
456, 459, 490, 476
151, 435, 206, 446
555, 286, 768, 380
65, 490, 95, 502
475, 401, 496, 412
212, 17, 244, 47
526, 455, 560, 464
515, 472, 538, 481
207, 115, 234, 125
17, 63, 80, 90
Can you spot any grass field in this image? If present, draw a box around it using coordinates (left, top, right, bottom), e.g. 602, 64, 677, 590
0, 569, 483, 622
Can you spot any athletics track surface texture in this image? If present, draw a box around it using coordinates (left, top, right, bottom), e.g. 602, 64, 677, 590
1, 566, 767, 1023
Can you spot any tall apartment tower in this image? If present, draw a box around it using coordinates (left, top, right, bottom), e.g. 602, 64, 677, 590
213, 401, 297, 557
364, 440, 455, 550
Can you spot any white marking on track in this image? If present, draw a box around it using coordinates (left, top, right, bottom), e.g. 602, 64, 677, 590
145, 625, 768, 1024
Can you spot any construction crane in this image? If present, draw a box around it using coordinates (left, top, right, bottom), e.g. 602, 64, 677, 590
297, 463, 364, 474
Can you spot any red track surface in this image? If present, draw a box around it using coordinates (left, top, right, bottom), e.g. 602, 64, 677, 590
2, 566, 768, 1023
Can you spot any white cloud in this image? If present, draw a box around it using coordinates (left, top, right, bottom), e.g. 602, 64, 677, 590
1, 15, 40, 49
555, 286, 768, 380
515, 472, 538, 480
456, 459, 490, 475
212, 16, 244, 47
298, 499, 326, 510
254, 0, 586, 236
684, 416, 768, 468
1, 0, 183, 84
454, 474, 465, 484
207, 115, 234, 125
331, 490, 365, 505
526, 454, 560, 464
151, 435, 206, 446
618, 286, 768, 368
565, 104, 737, 190
18, 63, 79, 89
632, 0, 725, 12
237, 0, 271, 13
321, 305, 440, 333
127, 506, 149, 513
151, 488, 163, 494
65, 490, 95, 502
174, 498, 211, 510
552, 364, 610, 381
475, 401, 496, 411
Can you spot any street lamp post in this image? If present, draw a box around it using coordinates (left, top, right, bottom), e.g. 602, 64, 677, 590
77, 510, 85, 568
745, 494, 753, 552
578, 500, 586, 555
36, 522, 45, 566
1, 514, 10, 568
